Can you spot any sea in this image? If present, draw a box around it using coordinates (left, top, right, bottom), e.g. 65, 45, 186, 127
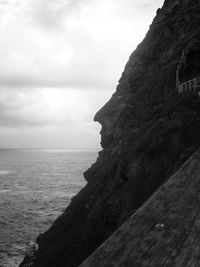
0, 149, 98, 267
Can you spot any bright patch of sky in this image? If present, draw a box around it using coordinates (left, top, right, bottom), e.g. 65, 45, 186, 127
0, 0, 164, 149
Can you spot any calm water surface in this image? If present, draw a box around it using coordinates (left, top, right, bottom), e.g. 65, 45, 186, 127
0, 149, 97, 267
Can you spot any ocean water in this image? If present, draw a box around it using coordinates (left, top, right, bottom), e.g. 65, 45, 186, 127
0, 149, 97, 267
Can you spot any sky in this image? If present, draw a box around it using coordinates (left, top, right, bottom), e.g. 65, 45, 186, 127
0, 0, 164, 150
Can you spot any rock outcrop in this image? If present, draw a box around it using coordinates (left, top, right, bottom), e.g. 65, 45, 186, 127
80, 149, 200, 266
20, 0, 200, 266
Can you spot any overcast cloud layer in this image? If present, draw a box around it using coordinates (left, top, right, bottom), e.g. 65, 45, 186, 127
0, 0, 164, 149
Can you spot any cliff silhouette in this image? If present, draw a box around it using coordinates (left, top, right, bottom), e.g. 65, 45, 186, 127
20, 0, 200, 266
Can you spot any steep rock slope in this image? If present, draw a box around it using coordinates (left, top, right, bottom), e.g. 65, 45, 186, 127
20, 0, 200, 266
81, 149, 200, 266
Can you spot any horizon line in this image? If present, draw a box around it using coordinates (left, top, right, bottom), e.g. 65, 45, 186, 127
0, 147, 100, 151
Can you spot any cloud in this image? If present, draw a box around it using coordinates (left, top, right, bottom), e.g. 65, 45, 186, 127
0, 0, 164, 89
0, 0, 164, 148
30, 0, 93, 30
0, 86, 110, 149
0, 87, 111, 128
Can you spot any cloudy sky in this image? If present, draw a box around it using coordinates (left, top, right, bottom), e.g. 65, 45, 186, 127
0, 0, 163, 150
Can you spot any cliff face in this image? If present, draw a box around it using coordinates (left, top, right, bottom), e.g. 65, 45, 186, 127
80, 149, 200, 266
20, 0, 200, 266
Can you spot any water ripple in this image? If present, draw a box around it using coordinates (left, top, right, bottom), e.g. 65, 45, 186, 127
0, 149, 97, 267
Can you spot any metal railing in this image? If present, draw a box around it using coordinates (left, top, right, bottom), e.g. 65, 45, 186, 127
178, 77, 200, 93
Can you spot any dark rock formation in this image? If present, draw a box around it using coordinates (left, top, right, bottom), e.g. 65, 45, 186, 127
80, 149, 200, 266
20, 0, 200, 266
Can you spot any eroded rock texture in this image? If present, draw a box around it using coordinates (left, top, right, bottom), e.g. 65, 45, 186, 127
80, 149, 200, 267
20, 0, 200, 266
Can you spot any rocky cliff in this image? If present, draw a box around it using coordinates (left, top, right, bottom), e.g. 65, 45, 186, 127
20, 0, 200, 266
80, 149, 200, 266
